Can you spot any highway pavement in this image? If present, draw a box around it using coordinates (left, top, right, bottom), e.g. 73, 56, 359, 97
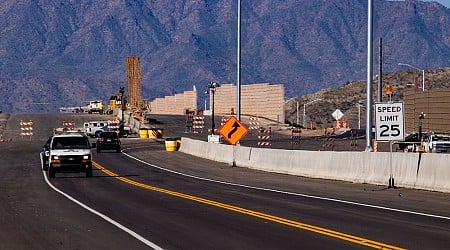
0, 113, 449, 249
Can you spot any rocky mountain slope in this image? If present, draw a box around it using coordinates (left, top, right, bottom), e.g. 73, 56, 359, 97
0, 0, 449, 113
285, 67, 450, 129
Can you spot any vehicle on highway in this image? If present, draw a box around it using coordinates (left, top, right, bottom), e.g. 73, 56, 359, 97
92, 122, 131, 138
96, 131, 121, 153
84, 120, 108, 137
395, 133, 422, 152
87, 100, 104, 114
45, 131, 94, 178
424, 133, 450, 153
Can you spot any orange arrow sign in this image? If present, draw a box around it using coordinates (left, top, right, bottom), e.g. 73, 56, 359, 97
218, 116, 248, 145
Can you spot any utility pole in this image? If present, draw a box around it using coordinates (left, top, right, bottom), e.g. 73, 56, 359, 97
365, 0, 374, 151
378, 37, 382, 103
236, 0, 241, 121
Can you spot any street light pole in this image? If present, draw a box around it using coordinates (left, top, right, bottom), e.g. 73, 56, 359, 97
365, 0, 374, 152
303, 103, 306, 128
208, 81, 219, 134
303, 99, 323, 129
236, 0, 241, 121
398, 63, 425, 91
357, 100, 364, 130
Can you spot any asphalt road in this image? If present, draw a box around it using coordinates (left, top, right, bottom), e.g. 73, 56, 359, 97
1, 113, 449, 249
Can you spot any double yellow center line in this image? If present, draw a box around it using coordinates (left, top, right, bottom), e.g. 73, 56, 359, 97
93, 161, 405, 250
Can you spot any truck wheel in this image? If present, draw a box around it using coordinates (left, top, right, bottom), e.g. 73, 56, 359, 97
86, 167, 93, 178
43, 161, 49, 171
116, 147, 121, 153
49, 166, 55, 178
40, 154, 49, 171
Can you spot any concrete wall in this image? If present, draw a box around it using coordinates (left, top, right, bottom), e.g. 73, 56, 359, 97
404, 89, 450, 133
212, 83, 285, 122
147, 86, 198, 115
145, 83, 284, 122
179, 137, 450, 193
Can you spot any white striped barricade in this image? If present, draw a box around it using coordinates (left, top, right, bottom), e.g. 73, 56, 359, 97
107, 119, 120, 132
19, 120, 33, 140
322, 133, 335, 151
220, 116, 228, 127
192, 115, 205, 133
248, 116, 260, 131
291, 127, 302, 149
258, 127, 272, 148
62, 119, 75, 130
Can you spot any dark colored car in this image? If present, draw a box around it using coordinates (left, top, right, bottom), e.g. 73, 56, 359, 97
96, 131, 121, 153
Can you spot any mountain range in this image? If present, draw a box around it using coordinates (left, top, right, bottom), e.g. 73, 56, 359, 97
0, 0, 449, 113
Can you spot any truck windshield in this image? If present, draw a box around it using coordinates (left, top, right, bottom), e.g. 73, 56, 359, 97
52, 137, 90, 149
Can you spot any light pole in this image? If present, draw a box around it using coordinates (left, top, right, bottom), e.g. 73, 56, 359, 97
398, 63, 425, 92
418, 112, 426, 143
303, 99, 323, 129
357, 100, 364, 129
208, 81, 219, 134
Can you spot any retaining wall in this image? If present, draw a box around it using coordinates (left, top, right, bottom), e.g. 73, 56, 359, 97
179, 137, 449, 193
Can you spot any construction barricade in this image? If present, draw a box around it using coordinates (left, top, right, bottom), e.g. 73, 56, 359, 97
20, 120, 33, 140
192, 115, 205, 133
291, 127, 302, 149
258, 127, 272, 148
322, 133, 335, 151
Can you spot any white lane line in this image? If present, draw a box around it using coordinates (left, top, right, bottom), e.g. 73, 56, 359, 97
122, 148, 450, 221
42, 170, 164, 250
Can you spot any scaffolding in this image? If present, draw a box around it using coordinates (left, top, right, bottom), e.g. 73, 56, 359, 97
126, 56, 143, 112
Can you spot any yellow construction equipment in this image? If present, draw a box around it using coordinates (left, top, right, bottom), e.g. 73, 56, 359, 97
106, 87, 126, 115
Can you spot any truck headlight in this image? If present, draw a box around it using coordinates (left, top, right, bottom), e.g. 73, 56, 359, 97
51, 155, 60, 163
82, 155, 91, 162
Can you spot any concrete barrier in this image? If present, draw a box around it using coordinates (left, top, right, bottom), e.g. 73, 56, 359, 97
179, 137, 234, 164
415, 153, 450, 192
179, 137, 449, 193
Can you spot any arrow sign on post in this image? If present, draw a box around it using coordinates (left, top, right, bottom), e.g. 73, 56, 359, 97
219, 116, 248, 145
228, 121, 240, 138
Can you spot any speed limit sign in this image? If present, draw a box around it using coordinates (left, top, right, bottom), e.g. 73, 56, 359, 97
375, 102, 404, 141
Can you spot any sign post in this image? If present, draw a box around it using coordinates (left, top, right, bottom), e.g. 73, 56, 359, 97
375, 102, 404, 188
218, 116, 249, 167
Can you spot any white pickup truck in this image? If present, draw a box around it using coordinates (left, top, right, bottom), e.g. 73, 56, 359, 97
87, 100, 104, 114
424, 134, 450, 153
84, 121, 108, 137
41, 131, 94, 178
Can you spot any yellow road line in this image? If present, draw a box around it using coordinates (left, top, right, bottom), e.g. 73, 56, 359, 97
93, 161, 405, 250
